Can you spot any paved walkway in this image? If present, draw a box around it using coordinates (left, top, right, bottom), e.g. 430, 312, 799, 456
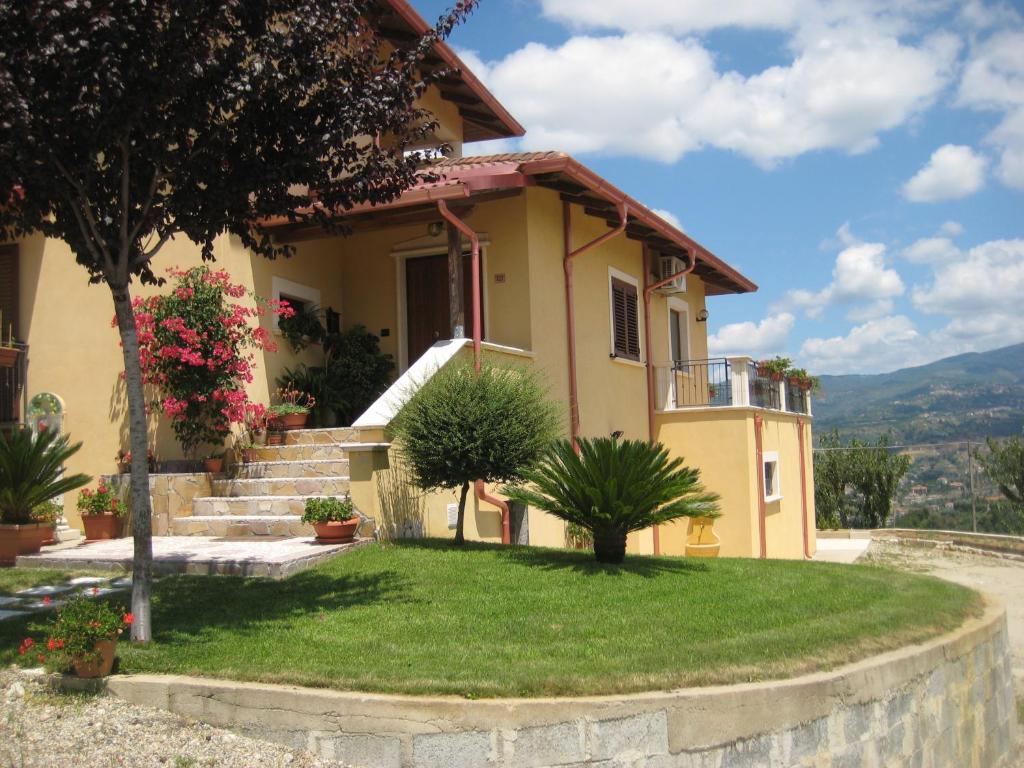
17, 536, 363, 579
812, 537, 872, 563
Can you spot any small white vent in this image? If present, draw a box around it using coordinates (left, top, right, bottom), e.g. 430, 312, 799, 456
656, 256, 687, 294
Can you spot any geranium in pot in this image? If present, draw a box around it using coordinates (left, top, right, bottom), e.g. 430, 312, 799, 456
269, 385, 316, 430
302, 497, 359, 544
32, 500, 61, 547
77, 482, 125, 541
203, 450, 225, 474
24, 597, 133, 678
755, 356, 791, 382
115, 448, 157, 474
0, 428, 90, 566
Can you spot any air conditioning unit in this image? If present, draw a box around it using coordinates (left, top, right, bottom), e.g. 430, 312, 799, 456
655, 255, 688, 294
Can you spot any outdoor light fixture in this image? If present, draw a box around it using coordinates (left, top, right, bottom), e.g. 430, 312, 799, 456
610, 430, 624, 440
696, 309, 709, 322
427, 221, 444, 238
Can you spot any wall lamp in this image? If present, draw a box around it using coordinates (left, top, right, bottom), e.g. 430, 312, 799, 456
427, 221, 444, 238
696, 309, 709, 323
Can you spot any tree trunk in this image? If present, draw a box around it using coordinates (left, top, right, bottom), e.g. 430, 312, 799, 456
111, 285, 153, 643
593, 531, 627, 564
454, 480, 469, 545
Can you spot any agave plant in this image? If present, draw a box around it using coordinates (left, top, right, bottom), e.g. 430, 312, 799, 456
0, 428, 91, 524
505, 437, 720, 564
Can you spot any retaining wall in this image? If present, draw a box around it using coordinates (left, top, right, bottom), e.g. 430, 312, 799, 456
98, 600, 1017, 768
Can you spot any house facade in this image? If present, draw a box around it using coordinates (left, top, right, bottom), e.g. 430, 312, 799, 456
1, 0, 815, 559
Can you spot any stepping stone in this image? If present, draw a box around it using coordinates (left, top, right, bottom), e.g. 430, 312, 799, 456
15, 585, 74, 598
0, 596, 23, 607
67, 577, 108, 587
24, 599, 63, 610
0, 610, 28, 621
84, 587, 122, 599
110, 578, 132, 588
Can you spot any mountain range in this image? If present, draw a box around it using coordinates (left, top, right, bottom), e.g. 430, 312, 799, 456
812, 343, 1024, 444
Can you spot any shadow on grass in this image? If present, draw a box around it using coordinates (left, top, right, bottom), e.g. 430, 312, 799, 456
392, 538, 710, 578
148, 568, 410, 645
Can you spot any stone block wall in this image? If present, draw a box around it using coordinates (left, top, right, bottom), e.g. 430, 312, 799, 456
101, 599, 1018, 767
103, 473, 210, 536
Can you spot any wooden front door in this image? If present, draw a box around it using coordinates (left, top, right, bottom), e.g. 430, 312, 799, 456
405, 253, 483, 366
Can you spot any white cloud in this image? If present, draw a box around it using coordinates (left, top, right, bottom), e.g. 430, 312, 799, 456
799, 315, 923, 374
464, 26, 958, 167
956, 30, 1024, 190
651, 208, 684, 231
782, 240, 904, 319
539, 0, 806, 34
901, 144, 988, 202
938, 220, 964, 237
901, 236, 961, 264
911, 238, 1024, 315
708, 313, 795, 357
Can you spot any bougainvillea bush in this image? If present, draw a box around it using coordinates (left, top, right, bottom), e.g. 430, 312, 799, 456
132, 267, 291, 457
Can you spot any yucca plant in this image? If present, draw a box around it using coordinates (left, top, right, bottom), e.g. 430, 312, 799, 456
505, 437, 720, 564
0, 428, 90, 524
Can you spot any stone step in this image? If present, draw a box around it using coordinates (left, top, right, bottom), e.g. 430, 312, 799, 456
248, 443, 347, 462
192, 494, 348, 517
171, 515, 313, 538
236, 458, 350, 479
282, 427, 359, 445
211, 476, 350, 498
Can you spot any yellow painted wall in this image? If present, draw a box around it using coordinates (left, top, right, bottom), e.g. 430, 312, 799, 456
759, 413, 817, 559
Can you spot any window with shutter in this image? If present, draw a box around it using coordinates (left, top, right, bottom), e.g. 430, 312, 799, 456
610, 276, 640, 361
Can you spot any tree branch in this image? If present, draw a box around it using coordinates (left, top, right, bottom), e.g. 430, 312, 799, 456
50, 154, 115, 274
132, 230, 172, 269
127, 166, 163, 247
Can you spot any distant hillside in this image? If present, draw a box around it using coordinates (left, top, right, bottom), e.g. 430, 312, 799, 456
813, 343, 1024, 443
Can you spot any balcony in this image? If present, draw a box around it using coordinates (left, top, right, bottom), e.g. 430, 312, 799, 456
0, 342, 28, 429
656, 356, 811, 416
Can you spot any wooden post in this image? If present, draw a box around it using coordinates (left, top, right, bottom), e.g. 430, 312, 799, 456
447, 222, 465, 339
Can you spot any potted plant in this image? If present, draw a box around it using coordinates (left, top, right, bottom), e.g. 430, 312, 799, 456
0, 428, 90, 566
115, 448, 157, 474
265, 427, 285, 446
235, 405, 268, 463
23, 597, 133, 678
755, 356, 791, 382
302, 497, 359, 544
32, 500, 61, 547
203, 451, 225, 473
77, 482, 124, 541
269, 384, 316, 430
707, 383, 718, 400
0, 315, 20, 368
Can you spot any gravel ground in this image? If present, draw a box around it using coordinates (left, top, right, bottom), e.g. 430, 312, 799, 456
0, 669, 349, 768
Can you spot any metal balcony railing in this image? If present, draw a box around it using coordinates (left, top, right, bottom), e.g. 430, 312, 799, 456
670, 358, 733, 409
0, 342, 27, 428
748, 362, 781, 410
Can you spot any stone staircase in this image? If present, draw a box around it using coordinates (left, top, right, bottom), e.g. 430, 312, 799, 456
171, 427, 358, 538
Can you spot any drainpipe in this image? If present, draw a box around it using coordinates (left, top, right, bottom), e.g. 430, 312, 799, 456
642, 246, 697, 556
797, 418, 811, 559
754, 414, 767, 559
563, 200, 629, 449
437, 201, 510, 544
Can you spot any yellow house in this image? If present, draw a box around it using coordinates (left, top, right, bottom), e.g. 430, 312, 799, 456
0, 0, 815, 560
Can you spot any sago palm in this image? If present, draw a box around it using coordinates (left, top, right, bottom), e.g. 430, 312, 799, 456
0, 428, 90, 524
505, 437, 720, 564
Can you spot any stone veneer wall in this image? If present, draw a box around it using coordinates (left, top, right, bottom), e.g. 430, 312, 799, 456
103, 473, 210, 537
98, 600, 1017, 768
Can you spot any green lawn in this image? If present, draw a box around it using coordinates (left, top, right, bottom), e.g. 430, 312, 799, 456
1, 540, 980, 697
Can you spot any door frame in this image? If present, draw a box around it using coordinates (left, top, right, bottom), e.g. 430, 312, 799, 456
393, 240, 491, 373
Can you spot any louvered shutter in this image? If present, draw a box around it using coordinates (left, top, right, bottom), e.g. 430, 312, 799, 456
611, 277, 640, 361
0, 245, 18, 341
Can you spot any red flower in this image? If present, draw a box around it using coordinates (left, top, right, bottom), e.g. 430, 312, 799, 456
47, 638, 56, 651
42, 596, 52, 605
123, 613, 134, 625
37, 654, 45, 664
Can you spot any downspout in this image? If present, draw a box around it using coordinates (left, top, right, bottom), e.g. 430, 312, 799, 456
563, 200, 629, 449
642, 246, 697, 556
754, 414, 767, 559
437, 200, 511, 544
797, 418, 812, 559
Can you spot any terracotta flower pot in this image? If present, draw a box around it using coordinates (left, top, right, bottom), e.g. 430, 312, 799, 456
312, 518, 360, 544
204, 457, 224, 473
40, 524, 58, 547
242, 449, 258, 464
72, 638, 117, 679
82, 514, 121, 542
0, 522, 48, 566
277, 412, 309, 430
266, 432, 284, 446
0, 346, 20, 368
769, 372, 784, 382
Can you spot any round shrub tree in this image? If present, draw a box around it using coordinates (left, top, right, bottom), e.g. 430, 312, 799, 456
505, 437, 721, 564
392, 359, 558, 544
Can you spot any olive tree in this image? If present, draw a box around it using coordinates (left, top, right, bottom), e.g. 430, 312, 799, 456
976, 436, 1024, 506
0, 0, 476, 641
391, 359, 558, 544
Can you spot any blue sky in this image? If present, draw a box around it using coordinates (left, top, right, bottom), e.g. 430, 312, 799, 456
416, 0, 1024, 374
